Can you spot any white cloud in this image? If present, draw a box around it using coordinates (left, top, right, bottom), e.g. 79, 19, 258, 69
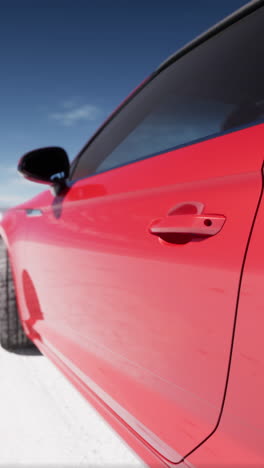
0, 164, 17, 175
50, 104, 101, 127
62, 98, 79, 109
0, 167, 44, 208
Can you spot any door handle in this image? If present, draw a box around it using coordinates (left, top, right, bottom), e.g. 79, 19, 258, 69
149, 213, 226, 242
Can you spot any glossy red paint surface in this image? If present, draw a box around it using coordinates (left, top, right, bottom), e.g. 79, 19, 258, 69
1, 123, 263, 466
186, 184, 264, 468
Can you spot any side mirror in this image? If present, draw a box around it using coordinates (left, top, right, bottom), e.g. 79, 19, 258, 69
18, 147, 70, 195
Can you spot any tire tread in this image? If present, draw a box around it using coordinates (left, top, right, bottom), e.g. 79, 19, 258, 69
0, 241, 34, 351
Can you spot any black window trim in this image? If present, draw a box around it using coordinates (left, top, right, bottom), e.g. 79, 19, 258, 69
68, 118, 264, 187
157, 0, 264, 73
69, 0, 264, 182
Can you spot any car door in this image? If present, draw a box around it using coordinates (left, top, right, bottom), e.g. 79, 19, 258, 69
22, 6, 264, 463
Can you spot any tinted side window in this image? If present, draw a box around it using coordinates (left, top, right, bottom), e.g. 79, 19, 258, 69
72, 7, 264, 180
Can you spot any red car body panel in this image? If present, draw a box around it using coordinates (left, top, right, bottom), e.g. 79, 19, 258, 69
1, 3, 264, 465
186, 186, 264, 468
1, 123, 263, 465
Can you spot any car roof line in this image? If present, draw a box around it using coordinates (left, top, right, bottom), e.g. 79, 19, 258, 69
156, 0, 264, 74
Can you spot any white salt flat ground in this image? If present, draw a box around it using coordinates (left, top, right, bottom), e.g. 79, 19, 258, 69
0, 346, 146, 467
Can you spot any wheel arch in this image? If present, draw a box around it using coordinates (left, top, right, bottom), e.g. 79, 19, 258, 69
0, 225, 11, 252
0, 215, 30, 336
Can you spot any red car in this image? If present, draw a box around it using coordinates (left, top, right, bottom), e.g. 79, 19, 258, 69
0, 1, 264, 466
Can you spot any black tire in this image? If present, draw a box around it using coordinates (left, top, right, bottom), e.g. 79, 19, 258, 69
0, 240, 36, 353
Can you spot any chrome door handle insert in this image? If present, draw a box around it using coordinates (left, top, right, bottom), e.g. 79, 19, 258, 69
25, 209, 43, 217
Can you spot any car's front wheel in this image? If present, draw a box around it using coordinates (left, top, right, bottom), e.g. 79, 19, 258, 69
0, 240, 37, 353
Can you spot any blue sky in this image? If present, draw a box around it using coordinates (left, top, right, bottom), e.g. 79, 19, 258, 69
0, 0, 248, 207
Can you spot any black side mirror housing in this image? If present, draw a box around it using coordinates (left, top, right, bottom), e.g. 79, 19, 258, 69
18, 147, 70, 195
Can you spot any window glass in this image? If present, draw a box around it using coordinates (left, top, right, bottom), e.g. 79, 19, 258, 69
72, 6, 264, 180
96, 97, 233, 173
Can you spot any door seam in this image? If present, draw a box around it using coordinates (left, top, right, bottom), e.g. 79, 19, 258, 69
180, 161, 264, 464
